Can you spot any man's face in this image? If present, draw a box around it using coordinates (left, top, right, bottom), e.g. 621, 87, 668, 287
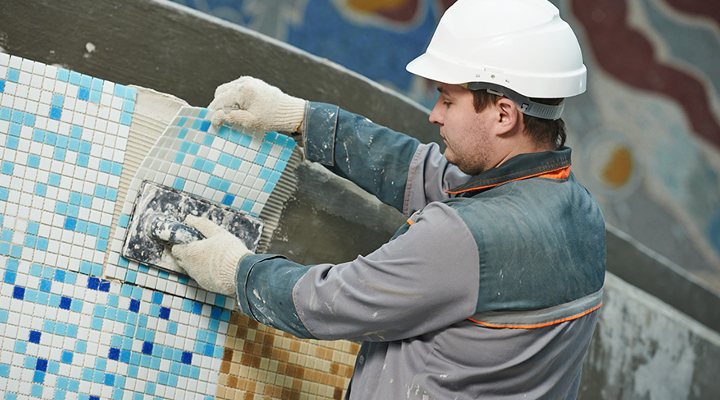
429, 83, 495, 175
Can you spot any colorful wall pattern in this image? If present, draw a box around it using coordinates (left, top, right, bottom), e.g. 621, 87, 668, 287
171, 0, 720, 290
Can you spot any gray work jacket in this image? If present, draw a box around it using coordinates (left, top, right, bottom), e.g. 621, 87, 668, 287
234, 102, 606, 399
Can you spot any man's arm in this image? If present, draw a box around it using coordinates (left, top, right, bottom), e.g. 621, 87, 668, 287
235, 201, 481, 341
301, 102, 471, 215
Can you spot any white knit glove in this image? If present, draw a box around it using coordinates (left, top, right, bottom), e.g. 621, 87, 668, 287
208, 76, 307, 135
170, 215, 253, 296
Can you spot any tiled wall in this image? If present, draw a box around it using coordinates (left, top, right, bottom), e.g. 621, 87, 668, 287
0, 53, 358, 399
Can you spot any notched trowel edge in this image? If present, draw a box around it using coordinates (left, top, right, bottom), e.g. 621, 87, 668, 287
121, 180, 264, 275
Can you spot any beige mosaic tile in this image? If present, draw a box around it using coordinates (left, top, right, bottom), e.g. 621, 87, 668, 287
217, 312, 359, 400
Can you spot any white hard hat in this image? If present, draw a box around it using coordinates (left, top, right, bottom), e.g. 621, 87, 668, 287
406, 0, 587, 119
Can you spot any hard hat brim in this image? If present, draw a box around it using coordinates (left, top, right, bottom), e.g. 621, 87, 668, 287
407, 51, 587, 98
406, 51, 467, 86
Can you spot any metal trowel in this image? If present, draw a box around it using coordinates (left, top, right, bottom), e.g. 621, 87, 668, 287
121, 180, 264, 275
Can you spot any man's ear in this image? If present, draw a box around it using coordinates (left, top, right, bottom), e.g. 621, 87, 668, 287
496, 97, 521, 135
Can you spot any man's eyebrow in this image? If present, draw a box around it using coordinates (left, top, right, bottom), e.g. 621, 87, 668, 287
437, 86, 451, 98
437, 86, 455, 102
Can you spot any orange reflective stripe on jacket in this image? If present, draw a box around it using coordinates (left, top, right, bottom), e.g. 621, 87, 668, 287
446, 165, 572, 195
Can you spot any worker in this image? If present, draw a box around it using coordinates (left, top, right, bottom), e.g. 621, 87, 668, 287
171, 0, 607, 398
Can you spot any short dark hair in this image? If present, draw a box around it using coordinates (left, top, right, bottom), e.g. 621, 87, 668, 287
472, 90, 567, 149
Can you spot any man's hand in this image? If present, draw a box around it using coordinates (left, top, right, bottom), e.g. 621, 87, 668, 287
170, 215, 253, 296
208, 76, 306, 135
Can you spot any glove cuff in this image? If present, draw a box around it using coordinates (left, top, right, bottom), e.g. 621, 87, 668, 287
214, 245, 251, 296
274, 97, 307, 134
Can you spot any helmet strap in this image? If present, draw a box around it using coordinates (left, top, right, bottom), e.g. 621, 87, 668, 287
465, 82, 565, 120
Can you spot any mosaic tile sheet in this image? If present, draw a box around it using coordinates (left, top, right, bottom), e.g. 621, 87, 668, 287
104, 105, 297, 298
218, 314, 357, 400
0, 53, 132, 278
0, 53, 228, 399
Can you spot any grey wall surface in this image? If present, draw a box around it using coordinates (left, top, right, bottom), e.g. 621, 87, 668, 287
3, 0, 720, 398
579, 273, 720, 400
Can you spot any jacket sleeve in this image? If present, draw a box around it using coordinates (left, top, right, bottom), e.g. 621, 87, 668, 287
301, 102, 471, 216
234, 202, 481, 341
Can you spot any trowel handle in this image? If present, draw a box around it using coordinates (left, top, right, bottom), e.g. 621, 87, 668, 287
148, 216, 205, 244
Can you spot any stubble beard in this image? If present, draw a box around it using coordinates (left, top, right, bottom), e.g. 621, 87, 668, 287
446, 138, 492, 176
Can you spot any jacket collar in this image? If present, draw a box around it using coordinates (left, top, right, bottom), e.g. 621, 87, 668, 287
447, 147, 572, 195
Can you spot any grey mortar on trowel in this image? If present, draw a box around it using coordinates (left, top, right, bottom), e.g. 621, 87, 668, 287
121, 181, 264, 274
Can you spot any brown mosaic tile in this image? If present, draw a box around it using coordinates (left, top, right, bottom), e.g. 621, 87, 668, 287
223, 348, 234, 361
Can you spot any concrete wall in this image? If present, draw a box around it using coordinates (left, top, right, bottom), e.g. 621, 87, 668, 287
2, 0, 720, 399
580, 273, 720, 400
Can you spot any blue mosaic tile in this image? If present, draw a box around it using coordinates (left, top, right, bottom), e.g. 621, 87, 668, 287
7, 68, 19, 82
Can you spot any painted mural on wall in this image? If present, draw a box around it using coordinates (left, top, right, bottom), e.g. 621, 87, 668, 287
171, 0, 720, 289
